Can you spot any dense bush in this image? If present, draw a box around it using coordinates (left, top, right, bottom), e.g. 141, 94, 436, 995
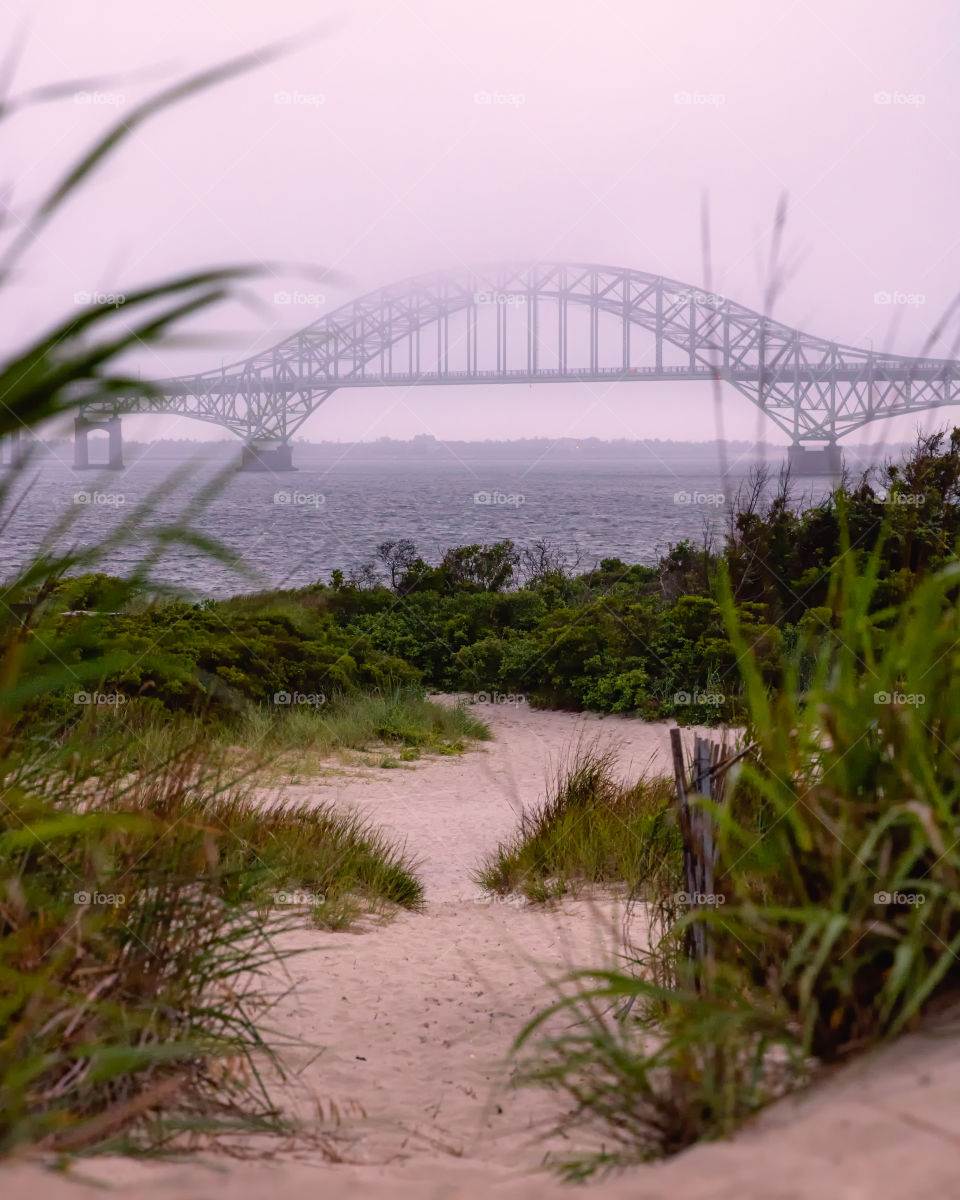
13, 584, 420, 734
24, 429, 960, 734
308, 430, 960, 719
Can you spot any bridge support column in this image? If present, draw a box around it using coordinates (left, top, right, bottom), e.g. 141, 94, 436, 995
239, 438, 295, 471
788, 441, 842, 477
0, 430, 23, 467
74, 416, 123, 470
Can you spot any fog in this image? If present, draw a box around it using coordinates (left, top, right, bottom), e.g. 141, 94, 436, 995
1, 0, 956, 447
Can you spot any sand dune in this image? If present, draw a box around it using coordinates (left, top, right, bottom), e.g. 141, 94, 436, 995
4, 705, 960, 1199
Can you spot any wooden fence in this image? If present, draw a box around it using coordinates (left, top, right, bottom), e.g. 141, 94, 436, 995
669, 727, 744, 980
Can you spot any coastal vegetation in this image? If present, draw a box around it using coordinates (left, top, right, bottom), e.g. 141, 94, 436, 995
0, 56, 431, 1158
21, 428, 958, 740
0, 748, 423, 1155
3, 38, 960, 1178
510, 530, 960, 1176
474, 743, 681, 903
5, 428, 958, 1159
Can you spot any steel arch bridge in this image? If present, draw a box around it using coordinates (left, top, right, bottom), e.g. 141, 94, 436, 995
77, 262, 960, 471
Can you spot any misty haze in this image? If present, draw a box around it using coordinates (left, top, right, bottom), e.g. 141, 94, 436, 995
0, 4, 958, 1200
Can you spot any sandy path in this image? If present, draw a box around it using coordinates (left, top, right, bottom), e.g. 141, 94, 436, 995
303, 700, 679, 901
5, 706, 960, 1198
249, 703, 672, 1166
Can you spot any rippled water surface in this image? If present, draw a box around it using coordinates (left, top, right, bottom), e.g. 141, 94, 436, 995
0, 444, 834, 596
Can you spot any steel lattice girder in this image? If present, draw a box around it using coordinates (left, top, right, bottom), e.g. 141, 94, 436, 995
80, 264, 960, 443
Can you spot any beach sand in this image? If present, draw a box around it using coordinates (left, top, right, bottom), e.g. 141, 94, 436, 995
4, 704, 960, 1199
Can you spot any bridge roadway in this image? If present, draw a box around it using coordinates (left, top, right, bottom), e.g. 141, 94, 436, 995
152, 361, 959, 393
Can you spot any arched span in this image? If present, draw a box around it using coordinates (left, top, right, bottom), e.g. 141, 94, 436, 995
83, 263, 960, 447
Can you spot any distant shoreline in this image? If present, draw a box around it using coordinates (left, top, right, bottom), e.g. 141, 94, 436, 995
29, 434, 907, 467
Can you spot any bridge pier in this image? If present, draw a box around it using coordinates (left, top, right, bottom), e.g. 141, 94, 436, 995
74, 416, 123, 470
239, 438, 295, 471
0, 430, 24, 467
788, 442, 843, 477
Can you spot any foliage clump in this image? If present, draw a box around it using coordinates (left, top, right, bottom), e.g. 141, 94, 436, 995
475, 742, 681, 902
509, 529, 960, 1175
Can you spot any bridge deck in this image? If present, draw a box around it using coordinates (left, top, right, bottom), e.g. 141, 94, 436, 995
152, 362, 958, 396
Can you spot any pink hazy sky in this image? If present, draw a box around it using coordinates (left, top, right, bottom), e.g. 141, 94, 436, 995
1, 0, 957, 446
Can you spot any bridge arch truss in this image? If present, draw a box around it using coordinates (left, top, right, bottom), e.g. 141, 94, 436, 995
82, 263, 960, 452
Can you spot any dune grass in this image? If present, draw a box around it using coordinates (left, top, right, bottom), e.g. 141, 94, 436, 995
88, 688, 491, 780
0, 48, 441, 1159
203, 792, 424, 919
239, 688, 492, 766
0, 742, 422, 1156
510, 535, 960, 1177
475, 743, 682, 903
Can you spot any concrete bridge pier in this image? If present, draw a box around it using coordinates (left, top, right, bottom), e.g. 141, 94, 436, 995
0, 430, 24, 466
239, 438, 295, 471
74, 416, 123, 470
788, 442, 843, 477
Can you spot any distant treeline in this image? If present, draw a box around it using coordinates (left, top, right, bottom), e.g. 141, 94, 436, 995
34, 434, 908, 462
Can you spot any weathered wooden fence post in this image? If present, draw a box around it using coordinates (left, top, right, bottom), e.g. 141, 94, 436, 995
670, 727, 734, 986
